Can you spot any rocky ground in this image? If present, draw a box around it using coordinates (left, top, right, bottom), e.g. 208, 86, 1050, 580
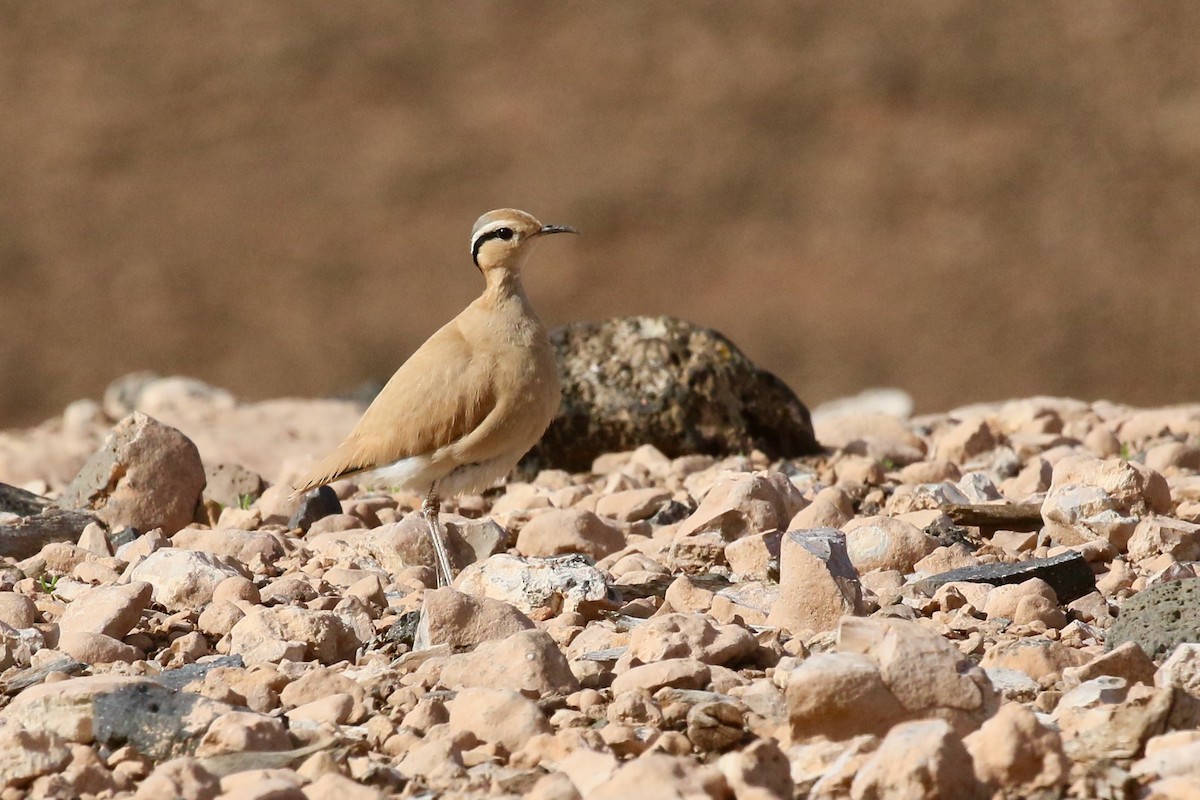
2, 376, 1200, 799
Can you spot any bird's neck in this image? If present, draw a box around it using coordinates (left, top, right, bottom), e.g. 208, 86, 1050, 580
481, 268, 527, 305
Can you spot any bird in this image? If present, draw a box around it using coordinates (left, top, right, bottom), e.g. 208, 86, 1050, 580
293, 209, 575, 587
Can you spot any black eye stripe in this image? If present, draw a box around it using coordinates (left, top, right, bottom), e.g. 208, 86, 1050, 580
471, 227, 516, 265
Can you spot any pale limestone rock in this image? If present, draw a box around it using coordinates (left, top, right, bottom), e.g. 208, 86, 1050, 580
669, 474, 797, 572
128, 548, 246, 612
395, 738, 466, 784
0, 726, 72, 788
1156, 643, 1200, 696
596, 488, 672, 522
724, 531, 779, 580
786, 652, 905, 740
842, 515, 937, 573
1053, 677, 1175, 760
285, 693, 354, 725
76, 521, 112, 556
1063, 640, 1157, 689
279, 667, 365, 723
171, 528, 285, 569
767, 528, 864, 635
438, 629, 578, 696
789, 496, 850, 530
898, 459, 962, 485
873, 620, 994, 728
516, 508, 626, 560
228, 607, 364, 666
965, 702, 1069, 794
1128, 515, 1200, 562
816, 412, 926, 464
454, 553, 610, 620
933, 417, 999, 464
57, 581, 151, 639
628, 612, 755, 667
414, 587, 534, 650
0, 675, 159, 742
59, 412, 206, 536
1133, 731, 1200, 782
1042, 454, 1172, 548
133, 757, 220, 800
0, 592, 38, 629
849, 719, 986, 800
716, 738, 793, 800
980, 638, 1089, 681
611, 659, 711, 695
981, 578, 1057, 620
663, 575, 717, 613
448, 687, 551, 753
711, 581, 777, 626
193, 711, 291, 757
587, 753, 729, 800
58, 630, 142, 664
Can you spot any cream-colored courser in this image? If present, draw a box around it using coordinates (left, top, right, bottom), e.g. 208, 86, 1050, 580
294, 209, 575, 586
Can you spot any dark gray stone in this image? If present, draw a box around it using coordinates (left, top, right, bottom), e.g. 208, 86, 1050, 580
523, 316, 822, 473
156, 654, 244, 691
290, 485, 341, 532
93, 683, 214, 759
384, 610, 422, 647
649, 499, 697, 527
1107, 578, 1200, 658
916, 550, 1096, 604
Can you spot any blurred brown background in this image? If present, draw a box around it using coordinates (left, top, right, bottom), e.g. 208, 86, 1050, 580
2, 1, 1199, 429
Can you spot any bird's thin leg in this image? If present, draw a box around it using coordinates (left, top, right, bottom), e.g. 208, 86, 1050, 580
421, 488, 454, 588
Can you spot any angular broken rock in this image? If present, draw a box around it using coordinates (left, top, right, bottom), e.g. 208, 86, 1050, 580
515, 508, 626, 561
586, 751, 730, 800
128, 548, 247, 612
56, 581, 152, 639
438, 629, 579, 696
850, 718, 987, 800
1053, 678, 1175, 760
626, 612, 756, 667
767, 528, 864, 635
454, 553, 612, 620
228, 606, 366, 666
59, 412, 206, 536
414, 587, 534, 650
447, 687, 551, 753
305, 513, 473, 577
786, 652, 906, 741
1041, 454, 1172, 548
524, 315, 821, 473
965, 702, 1069, 794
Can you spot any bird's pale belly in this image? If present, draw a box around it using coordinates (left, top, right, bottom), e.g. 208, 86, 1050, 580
362, 451, 518, 498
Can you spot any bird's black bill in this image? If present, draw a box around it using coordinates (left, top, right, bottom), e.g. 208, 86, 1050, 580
539, 224, 578, 236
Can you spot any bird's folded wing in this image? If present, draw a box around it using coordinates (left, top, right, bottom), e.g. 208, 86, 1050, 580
293, 323, 496, 493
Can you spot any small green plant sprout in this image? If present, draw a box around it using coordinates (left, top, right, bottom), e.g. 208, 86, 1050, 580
238, 493, 254, 510
39, 574, 60, 594
1120, 443, 1133, 461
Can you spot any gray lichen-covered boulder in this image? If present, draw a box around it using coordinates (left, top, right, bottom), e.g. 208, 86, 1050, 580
524, 316, 821, 472
1107, 578, 1200, 658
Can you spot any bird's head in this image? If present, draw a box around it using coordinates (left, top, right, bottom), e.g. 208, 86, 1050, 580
470, 208, 577, 275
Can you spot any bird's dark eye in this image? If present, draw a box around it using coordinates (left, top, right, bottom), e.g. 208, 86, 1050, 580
495, 227, 514, 241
